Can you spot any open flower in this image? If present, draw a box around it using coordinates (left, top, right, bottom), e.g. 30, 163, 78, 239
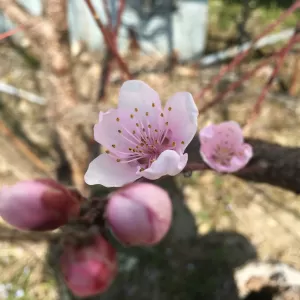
199, 121, 253, 173
85, 80, 198, 187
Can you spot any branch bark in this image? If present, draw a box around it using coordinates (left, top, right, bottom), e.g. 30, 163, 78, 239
186, 136, 300, 194
0, 0, 89, 193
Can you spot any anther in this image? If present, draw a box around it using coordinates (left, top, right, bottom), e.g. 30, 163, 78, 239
135, 108, 138, 112
168, 107, 172, 111
130, 114, 134, 119
118, 130, 122, 133
112, 144, 116, 148
116, 117, 120, 122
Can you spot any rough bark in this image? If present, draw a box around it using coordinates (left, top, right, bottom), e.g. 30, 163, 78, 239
0, 0, 89, 193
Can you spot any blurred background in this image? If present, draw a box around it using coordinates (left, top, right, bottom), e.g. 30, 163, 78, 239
0, 0, 300, 299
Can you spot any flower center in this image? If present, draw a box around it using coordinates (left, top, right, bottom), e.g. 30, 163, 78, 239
105, 106, 185, 171
212, 145, 235, 166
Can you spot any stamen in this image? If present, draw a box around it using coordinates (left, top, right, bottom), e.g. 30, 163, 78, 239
116, 117, 120, 122
181, 141, 185, 145
116, 159, 121, 162
118, 130, 122, 133
165, 122, 169, 126
152, 103, 155, 107
145, 112, 149, 116
130, 114, 134, 119
105, 150, 110, 154
112, 144, 116, 148
168, 107, 172, 111
135, 108, 138, 112
160, 113, 164, 117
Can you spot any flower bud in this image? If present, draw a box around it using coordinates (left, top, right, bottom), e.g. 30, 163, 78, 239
106, 183, 172, 246
60, 235, 117, 297
0, 179, 80, 231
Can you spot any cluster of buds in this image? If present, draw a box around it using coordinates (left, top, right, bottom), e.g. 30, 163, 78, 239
0, 80, 253, 298
0, 179, 172, 297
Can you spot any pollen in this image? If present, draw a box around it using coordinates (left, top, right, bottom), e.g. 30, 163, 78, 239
112, 144, 116, 148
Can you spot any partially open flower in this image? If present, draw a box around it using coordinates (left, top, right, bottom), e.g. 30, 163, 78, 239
84, 80, 198, 187
106, 183, 172, 246
60, 235, 117, 297
199, 121, 253, 173
0, 179, 80, 231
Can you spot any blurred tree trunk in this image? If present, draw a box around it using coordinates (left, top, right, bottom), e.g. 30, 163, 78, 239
0, 0, 89, 193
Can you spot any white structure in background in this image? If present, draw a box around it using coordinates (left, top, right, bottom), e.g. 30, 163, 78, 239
0, 0, 209, 61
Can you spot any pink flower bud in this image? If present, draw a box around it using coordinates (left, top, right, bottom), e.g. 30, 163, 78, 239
0, 179, 80, 231
106, 183, 172, 246
60, 235, 118, 297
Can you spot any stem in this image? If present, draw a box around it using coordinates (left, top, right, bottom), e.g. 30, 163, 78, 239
84, 0, 132, 79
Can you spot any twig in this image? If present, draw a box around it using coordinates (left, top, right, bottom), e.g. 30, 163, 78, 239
0, 82, 45, 105
84, 0, 132, 79
198, 55, 275, 113
246, 29, 300, 126
0, 26, 23, 40
0, 120, 51, 174
102, 0, 112, 30
195, 0, 300, 103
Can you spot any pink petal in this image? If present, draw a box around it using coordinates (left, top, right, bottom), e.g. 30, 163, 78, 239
199, 124, 216, 144
107, 194, 153, 245
118, 80, 162, 114
164, 92, 198, 151
84, 154, 141, 187
229, 143, 253, 172
142, 150, 188, 180
94, 109, 134, 153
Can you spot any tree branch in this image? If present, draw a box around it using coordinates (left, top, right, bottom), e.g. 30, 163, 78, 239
186, 136, 300, 194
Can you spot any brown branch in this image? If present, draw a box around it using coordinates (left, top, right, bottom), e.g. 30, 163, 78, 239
186, 136, 300, 194
0, 0, 89, 193
0, 120, 51, 175
84, 0, 132, 79
195, 0, 300, 105
247, 25, 300, 125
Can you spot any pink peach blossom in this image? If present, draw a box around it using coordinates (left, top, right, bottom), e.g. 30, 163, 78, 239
0, 179, 80, 231
60, 235, 117, 297
199, 121, 253, 173
106, 183, 172, 246
84, 80, 198, 187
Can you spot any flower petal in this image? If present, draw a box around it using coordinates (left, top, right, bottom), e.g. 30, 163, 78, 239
118, 80, 162, 113
94, 109, 138, 154
164, 92, 198, 151
141, 150, 188, 180
84, 154, 141, 187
